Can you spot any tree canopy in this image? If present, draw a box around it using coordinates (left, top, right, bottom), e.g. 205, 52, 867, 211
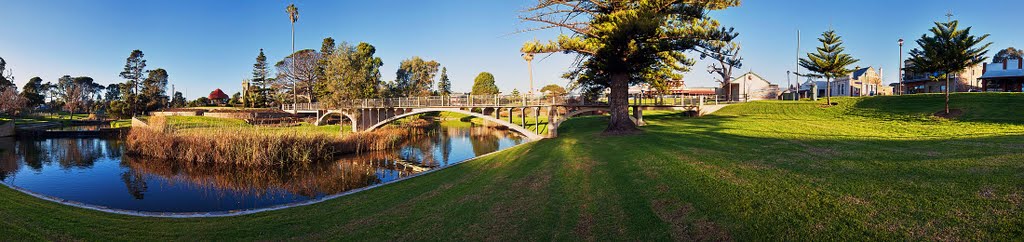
323, 42, 384, 106
521, 0, 739, 133
20, 77, 46, 108
799, 30, 859, 105
471, 72, 499, 95
992, 47, 1023, 63
540, 84, 567, 97
0, 57, 15, 90
907, 20, 990, 114
395, 57, 440, 97
276, 49, 321, 104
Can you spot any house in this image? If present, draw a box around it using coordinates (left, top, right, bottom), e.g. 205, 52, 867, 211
902, 61, 984, 94
831, 67, 885, 97
719, 72, 779, 101
979, 58, 1024, 92
798, 78, 827, 99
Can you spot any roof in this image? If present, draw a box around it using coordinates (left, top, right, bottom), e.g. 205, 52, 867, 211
730, 71, 771, 85
980, 60, 1024, 79
851, 67, 871, 80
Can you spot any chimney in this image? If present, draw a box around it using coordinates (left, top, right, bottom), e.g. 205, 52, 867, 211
1003, 59, 1008, 70
983, 62, 987, 73
1019, 57, 1023, 69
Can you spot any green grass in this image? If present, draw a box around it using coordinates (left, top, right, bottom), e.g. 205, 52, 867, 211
158, 116, 349, 135
2, 93, 1024, 240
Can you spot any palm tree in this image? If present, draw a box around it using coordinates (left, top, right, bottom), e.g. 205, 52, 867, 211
907, 20, 991, 114
286, 3, 299, 111
799, 30, 859, 105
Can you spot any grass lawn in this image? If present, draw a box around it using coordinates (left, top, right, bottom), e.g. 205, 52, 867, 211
1, 93, 1023, 240
157, 116, 349, 136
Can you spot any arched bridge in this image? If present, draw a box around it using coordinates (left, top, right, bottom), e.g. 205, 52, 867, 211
283, 94, 719, 140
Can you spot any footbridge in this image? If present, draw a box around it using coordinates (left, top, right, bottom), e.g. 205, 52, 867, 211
283, 94, 718, 140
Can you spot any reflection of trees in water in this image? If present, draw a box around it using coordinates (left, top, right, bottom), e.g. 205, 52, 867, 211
0, 138, 114, 180
121, 170, 148, 199
469, 127, 503, 156
121, 151, 419, 198
0, 138, 18, 180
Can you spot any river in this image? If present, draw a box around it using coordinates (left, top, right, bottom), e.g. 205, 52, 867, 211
0, 125, 525, 213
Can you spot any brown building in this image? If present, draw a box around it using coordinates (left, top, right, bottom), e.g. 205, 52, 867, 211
902, 61, 984, 94
979, 58, 1024, 92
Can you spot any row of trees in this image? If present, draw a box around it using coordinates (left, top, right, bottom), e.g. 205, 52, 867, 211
0, 50, 179, 118
244, 37, 512, 109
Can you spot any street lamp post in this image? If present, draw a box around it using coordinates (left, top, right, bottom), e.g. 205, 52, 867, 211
899, 38, 904, 95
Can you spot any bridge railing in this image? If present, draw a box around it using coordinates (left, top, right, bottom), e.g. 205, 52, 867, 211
282, 93, 715, 111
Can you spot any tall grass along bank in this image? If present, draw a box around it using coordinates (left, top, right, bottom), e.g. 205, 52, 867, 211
126, 116, 408, 166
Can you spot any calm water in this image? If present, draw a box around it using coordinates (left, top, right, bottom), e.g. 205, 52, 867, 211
0, 126, 524, 213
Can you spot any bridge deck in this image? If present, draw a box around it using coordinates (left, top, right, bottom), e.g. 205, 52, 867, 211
282, 94, 714, 112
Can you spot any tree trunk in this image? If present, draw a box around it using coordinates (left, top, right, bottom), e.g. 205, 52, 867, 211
945, 74, 950, 114
826, 77, 832, 105
605, 73, 640, 135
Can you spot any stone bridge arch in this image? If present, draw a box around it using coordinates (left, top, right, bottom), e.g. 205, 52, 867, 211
363, 108, 546, 140
315, 110, 357, 133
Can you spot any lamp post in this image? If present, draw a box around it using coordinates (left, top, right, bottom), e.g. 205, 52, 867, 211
898, 38, 904, 95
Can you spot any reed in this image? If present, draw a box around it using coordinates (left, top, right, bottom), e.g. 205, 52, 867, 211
126, 116, 409, 166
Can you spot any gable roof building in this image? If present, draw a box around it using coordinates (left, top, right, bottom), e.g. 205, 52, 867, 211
719, 71, 779, 101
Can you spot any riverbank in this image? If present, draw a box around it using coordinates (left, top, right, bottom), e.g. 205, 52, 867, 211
1, 93, 1023, 240
126, 116, 406, 166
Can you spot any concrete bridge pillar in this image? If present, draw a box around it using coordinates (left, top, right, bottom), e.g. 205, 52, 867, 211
507, 108, 513, 124
520, 107, 527, 128
632, 106, 645, 126
534, 107, 540, 132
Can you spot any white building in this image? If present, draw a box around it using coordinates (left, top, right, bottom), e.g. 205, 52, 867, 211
719, 72, 779, 101
831, 67, 884, 97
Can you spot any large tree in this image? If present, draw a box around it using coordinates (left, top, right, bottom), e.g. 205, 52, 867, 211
316, 37, 336, 100
799, 30, 859, 105
54, 75, 91, 115
104, 83, 121, 101
395, 57, 441, 97
521, 0, 739, 134
20, 77, 46, 109
437, 67, 452, 95
141, 68, 169, 112
249, 49, 271, 107
323, 42, 384, 106
702, 42, 742, 101
992, 47, 1022, 64
907, 20, 991, 114
119, 50, 146, 116
0, 57, 14, 90
275, 49, 321, 104
170, 91, 186, 108
540, 84, 567, 97
471, 72, 499, 95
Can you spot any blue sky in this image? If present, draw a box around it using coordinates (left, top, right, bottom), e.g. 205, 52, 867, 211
1, 0, 1022, 99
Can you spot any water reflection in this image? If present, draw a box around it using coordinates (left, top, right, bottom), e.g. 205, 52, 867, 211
0, 126, 524, 212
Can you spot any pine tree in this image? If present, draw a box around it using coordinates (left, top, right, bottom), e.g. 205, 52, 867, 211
907, 20, 991, 114
437, 67, 452, 95
521, 0, 739, 134
799, 30, 859, 105
119, 50, 146, 116
250, 49, 270, 107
